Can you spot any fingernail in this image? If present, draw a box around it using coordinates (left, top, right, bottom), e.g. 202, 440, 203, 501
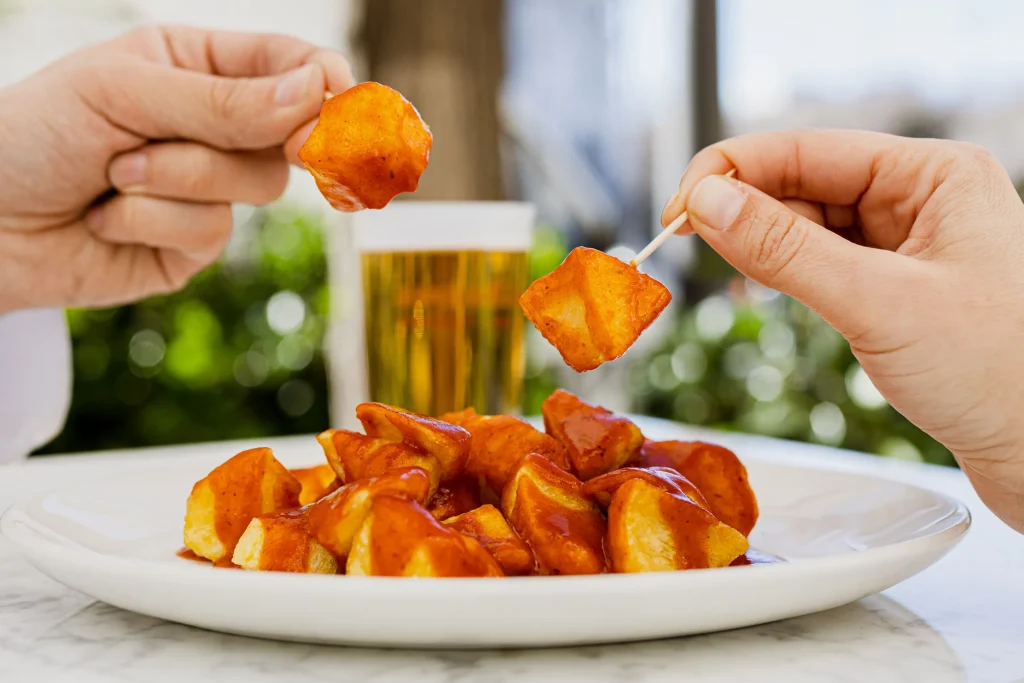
108, 152, 147, 190
275, 64, 318, 106
688, 175, 747, 231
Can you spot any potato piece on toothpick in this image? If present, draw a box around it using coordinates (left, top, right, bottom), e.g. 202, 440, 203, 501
520, 247, 671, 372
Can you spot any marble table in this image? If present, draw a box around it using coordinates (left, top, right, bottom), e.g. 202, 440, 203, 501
1, 429, 1022, 683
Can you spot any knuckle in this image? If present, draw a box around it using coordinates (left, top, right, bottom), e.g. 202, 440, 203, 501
748, 209, 805, 278
206, 80, 250, 146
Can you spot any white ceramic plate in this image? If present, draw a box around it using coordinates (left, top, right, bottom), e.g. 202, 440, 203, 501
0, 419, 970, 648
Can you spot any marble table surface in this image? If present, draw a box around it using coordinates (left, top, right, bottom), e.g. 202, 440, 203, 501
1, 431, 1022, 683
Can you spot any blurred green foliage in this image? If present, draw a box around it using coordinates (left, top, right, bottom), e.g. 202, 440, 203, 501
37, 206, 330, 454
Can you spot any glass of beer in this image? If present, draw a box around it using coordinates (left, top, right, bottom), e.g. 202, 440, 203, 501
351, 202, 534, 417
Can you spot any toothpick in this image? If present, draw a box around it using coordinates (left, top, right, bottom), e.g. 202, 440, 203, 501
630, 169, 736, 268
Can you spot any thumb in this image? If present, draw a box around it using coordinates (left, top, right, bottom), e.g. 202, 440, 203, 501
90, 60, 326, 151
685, 174, 903, 337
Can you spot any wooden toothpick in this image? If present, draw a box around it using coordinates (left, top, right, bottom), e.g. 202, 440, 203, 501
630, 169, 736, 268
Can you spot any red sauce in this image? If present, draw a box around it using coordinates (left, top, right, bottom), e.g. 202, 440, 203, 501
257, 508, 314, 573
730, 549, 784, 566
428, 477, 481, 520
444, 505, 536, 576
176, 547, 240, 569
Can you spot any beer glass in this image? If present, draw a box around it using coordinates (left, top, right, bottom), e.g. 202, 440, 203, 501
348, 202, 533, 418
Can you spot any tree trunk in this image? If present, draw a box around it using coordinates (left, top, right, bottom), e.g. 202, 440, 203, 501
359, 0, 506, 201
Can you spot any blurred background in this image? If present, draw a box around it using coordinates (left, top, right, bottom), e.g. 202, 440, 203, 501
7, 0, 1024, 465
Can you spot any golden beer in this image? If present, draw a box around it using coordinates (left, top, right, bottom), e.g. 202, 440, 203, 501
362, 251, 528, 417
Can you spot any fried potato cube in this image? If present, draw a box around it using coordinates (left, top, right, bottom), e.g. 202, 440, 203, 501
356, 402, 470, 481
520, 247, 672, 372
501, 454, 607, 575
307, 467, 432, 561
637, 440, 759, 536
427, 476, 482, 521
444, 504, 536, 576
232, 507, 337, 574
298, 81, 432, 211
290, 464, 340, 505
607, 478, 748, 573
316, 429, 441, 498
541, 389, 644, 480
347, 496, 504, 577
583, 466, 711, 512
442, 409, 571, 494
183, 447, 301, 564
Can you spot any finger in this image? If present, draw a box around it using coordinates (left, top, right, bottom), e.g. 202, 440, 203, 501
661, 130, 959, 249
85, 58, 327, 150
781, 199, 824, 225
85, 195, 233, 259
115, 26, 356, 93
685, 173, 922, 339
108, 143, 289, 205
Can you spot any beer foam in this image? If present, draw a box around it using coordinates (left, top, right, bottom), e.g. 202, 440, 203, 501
350, 202, 535, 252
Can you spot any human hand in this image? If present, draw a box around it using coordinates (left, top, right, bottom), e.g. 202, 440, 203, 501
0, 26, 354, 313
662, 130, 1024, 532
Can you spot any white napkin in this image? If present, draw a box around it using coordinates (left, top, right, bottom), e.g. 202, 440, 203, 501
0, 308, 71, 463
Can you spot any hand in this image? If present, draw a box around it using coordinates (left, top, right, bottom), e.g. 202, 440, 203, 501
0, 26, 354, 313
662, 130, 1024, 533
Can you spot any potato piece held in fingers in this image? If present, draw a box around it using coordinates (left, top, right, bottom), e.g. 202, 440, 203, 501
637, 440, 759, 536
606, 478, 748, 573
347, 496, 504, 577
298, 81, 432, 212
356, 402, 470, 481
519, 247, 671, 372
501, 454, 607, 575
444, 504, 536, 576
290, 464, 341, 506
307, 467, 432, 561
541, 389, 644, 480
232, 507, 337, 574
184, 447, 301, 564
317, 429, 442, 498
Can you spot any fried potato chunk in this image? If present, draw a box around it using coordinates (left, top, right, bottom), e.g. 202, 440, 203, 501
442, 407, 571, 494
541, 389, 644, 480
520, 247, 672, 372
184, 447, 301, 564
307, 468, 432, 561
317, 429, 441, 498
444, 504, 536, 576
637, 440, 759, 536
427, 476, 482, 521
347, 496, 504, 577
290, 464, 340, 506
501, 454, 607, 575
583, 466, 711, 512
356, 403, 470, 481
298, 82, 432, 211
607, 478, 748, 573
232, 507, 337, 574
